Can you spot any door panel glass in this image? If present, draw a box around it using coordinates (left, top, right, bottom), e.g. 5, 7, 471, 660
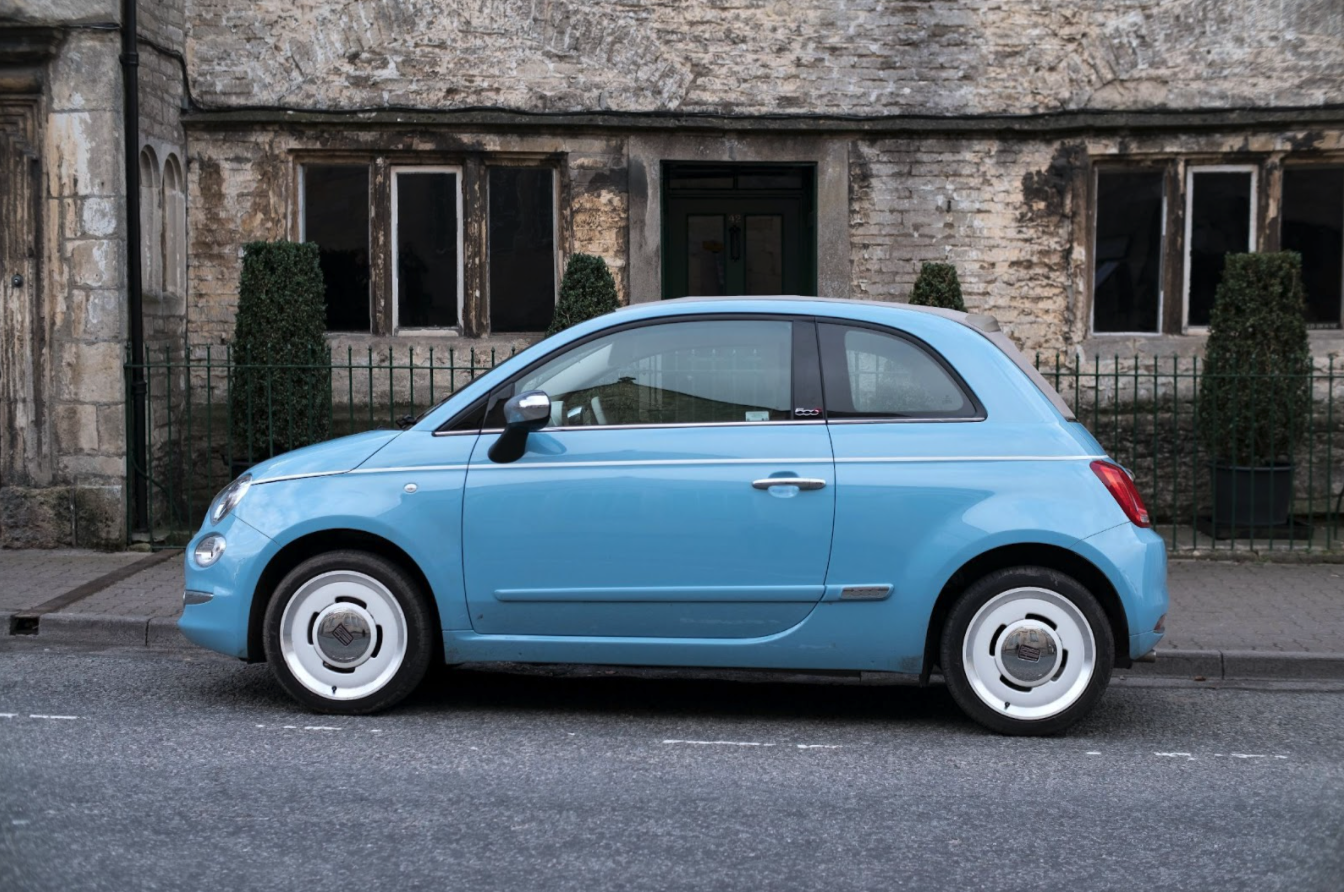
687, 215, 726, 296
819, 324, 977, 419
395, 171, 459, 328
516, 320, 792, 426
744, 215, 783, 295
1282, 168, 1343, 329
1187, 171, 1253, 327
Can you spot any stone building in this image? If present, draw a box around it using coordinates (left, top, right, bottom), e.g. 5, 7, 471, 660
2, 0, 1344, 545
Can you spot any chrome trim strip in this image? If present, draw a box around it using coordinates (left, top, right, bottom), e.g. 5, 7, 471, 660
436, 419, 829, 436
349, 464, 471, 474
839, 585, 892, 601
825, 416, 986, 425
834, 455, 1104, 463
252, 470, 348, 485
183, 590, 213, 606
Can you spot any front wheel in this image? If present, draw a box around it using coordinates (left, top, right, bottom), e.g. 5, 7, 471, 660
263, 550, 435, 714
940, 567, 1114, 736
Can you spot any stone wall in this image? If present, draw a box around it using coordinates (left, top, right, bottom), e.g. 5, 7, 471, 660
184, 0, 1344, 115
24, 27, 127, 547
0, 0, 189, 547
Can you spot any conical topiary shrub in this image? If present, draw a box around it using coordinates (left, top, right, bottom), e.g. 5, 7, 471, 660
909, 261, 966, 312
229, 241, 333, 465
1198, 252, 1312, 527
547, 253, 620, 335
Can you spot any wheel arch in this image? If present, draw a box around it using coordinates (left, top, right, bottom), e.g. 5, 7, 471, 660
920, 542, 1131, 682
247, 528, 440, 663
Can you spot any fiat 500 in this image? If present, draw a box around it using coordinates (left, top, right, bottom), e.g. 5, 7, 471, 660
182, 297, 1166, 735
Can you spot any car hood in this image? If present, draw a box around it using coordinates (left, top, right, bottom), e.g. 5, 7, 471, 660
245, 429, 403, 484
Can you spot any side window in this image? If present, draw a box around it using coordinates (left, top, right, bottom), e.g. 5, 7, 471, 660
495, 319, 793, 427
818, 323, 978, 420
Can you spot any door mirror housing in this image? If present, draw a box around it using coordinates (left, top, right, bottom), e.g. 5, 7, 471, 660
487, 390, 551, 463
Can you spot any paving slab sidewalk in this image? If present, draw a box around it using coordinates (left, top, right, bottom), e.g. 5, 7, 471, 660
2, 551, 1342, 681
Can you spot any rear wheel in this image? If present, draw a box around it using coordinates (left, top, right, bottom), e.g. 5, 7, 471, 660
940, 566, 1113, 736
263, 550, 435, 714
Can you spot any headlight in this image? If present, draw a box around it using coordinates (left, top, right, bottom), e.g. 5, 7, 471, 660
194, 533, 226, 567
209, 473, 252, 525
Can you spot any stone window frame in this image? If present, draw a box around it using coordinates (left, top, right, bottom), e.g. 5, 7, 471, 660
291, 150, 570, 339
1182, 163, 1259, 333
389, 163, 465, 334
1279, 158, 1344, 331
1086, 154, 1280, 338
485, 163, 562, 335
1088, 161, 1172, 337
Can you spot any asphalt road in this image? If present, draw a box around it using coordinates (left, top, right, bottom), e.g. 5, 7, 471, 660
1, 642, 1342, 892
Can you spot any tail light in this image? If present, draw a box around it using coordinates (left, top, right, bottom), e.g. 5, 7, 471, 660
1091, 460, 1151, 528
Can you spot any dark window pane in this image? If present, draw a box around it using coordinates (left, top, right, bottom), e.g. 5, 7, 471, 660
1283, 169, 1343, 329
304, 165, 370, 332
515, 320, 792, 426
818, 324, 976, 419
744, 215, 783, 295
1188, 171, 1253, 327
396, 172, 459, 328
489, 168, 555, 332
1093, 172, 1163, 332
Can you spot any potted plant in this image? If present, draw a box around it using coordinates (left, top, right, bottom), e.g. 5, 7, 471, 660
548, 253, 620, 335
1197, 252, 1312, 529
909, 261, 967, 312
228, 241, 332, 475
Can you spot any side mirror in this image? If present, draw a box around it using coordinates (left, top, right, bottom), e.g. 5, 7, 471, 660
487, 390, 551, 463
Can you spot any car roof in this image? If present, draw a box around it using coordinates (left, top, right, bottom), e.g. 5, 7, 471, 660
618, 294, 1001, 331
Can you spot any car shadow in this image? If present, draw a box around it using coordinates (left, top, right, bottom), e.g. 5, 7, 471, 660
404, 662, 970, 728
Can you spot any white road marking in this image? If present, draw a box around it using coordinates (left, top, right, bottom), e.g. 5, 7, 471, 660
304, 726, 342, 732
29, 715, 77, 720
0, 713, 16, 719
796, 744, 842, 749
663, 739, 775, 747
1154, 752, 1196, 759
12, 820, 29, 826
1086, 751, 1102, 755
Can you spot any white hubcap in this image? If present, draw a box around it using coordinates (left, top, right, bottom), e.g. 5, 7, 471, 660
962, 587, 1096, 720
279, 570, 408, 701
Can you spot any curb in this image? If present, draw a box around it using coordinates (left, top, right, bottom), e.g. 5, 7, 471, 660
11, 612, 187, 649
1121, 648, 1344, 681
8, 617, 1344, 683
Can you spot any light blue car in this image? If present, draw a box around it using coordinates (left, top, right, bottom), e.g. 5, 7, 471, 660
182, 297, 1166, 735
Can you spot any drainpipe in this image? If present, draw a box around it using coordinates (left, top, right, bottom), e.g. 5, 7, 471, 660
122, 0, 148, 532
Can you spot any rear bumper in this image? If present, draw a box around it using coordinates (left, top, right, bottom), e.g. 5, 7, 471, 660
1077, 522, 1169, 662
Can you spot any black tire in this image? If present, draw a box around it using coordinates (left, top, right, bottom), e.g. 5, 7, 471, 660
939, 566, 1114, 736
262, 549, 436, 715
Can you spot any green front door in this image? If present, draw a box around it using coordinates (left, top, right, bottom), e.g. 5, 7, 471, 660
663, 164, 816, 299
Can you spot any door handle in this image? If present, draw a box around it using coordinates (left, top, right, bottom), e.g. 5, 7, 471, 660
752, 478, 827, 491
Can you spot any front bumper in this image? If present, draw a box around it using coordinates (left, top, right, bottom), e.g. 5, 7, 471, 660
179, 513, 275, 659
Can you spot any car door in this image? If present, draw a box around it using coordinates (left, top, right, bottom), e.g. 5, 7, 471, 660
461, 316, 835, 639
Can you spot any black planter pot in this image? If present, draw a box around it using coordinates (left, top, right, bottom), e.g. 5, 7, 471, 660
1210, 463, 1293, 527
